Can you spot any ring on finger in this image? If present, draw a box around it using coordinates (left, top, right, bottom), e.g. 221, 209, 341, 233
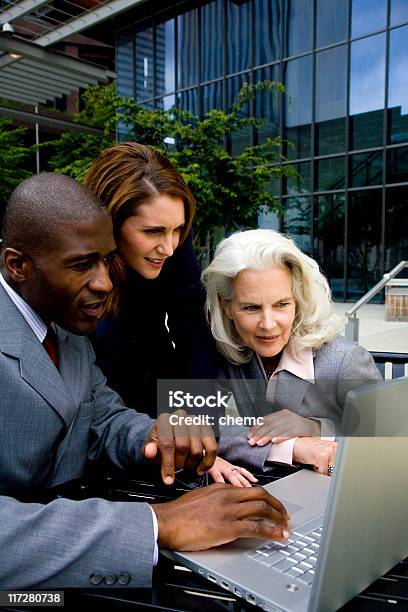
327, 464, 334, 475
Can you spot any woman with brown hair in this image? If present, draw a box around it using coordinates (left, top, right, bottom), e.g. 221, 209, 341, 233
85, 142, 195, 314
85, 142, 257, 487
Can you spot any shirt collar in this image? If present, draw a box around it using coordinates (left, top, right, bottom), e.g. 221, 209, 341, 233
0, 271, 48, 342
258, 346, 315, 383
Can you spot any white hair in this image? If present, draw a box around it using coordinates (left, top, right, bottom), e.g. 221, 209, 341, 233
202, 229, 342, 365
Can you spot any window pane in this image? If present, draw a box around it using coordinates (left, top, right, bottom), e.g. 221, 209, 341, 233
350, 35, 386, 113
316, 119, 346, 156
202, 81, 224, 115
351, 0, 386, 37
283, 0, 312, 57
317, 157, 345, 191
314, 194, 345, 299
285, 126, 311, 162
135, 27, 153, 101
387, 146, 408, 183
227, 74, 250, 112
201, 0, 224, 81
254, 0, 280, 66
227, 0, 250, 73
347, 189, 382, 298
385, 187, 408, 270
269, 175, 281, 197
258, 203, 281, 229
388, 25, 408, 144
316, 46, 347, 122
139, 100, 154, 110
178, 10, 199, 89
283, 196, 312, 254
116, 29, 133, 99
350, 111, 385, 150
350, 34, 386, 149
156, 94, 175, 112
285, 161, 311, 195
350, 151, 383, 187
391, 0, 408, 25
178, 88, 199, 115
316, 0, 348, 48
316, 45, 347, 155
254, 65, 280, 144
117, 122, 132, 141
284, 56, 312, 159
227, 74, 251, 155
156, 19, 175, 97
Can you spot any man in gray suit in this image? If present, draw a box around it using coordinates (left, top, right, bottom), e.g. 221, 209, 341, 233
0, 173, 290, 589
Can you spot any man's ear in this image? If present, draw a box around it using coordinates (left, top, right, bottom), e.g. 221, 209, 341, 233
220, 297, 233, 320
3, 248, 31, 283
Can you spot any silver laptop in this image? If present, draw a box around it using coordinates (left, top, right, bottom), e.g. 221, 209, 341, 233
167, 376, 408, 612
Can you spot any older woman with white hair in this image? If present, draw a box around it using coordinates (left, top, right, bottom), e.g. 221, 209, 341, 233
202, 229, 382, 474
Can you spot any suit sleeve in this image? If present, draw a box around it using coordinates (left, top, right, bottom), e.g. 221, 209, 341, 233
305, 344, 382, 437
315, 343, 382, 437
218, 424, 272, 471
336, 343, 383, 407
0, 495, 155, 589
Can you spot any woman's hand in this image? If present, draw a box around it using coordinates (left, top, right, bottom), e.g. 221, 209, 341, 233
248, 409, 321, 446
208, 457, 258, 487
293, 438, 337, 475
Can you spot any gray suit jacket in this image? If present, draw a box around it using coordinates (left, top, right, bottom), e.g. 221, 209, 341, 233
0, 283, 156, 589
220, 336, 382, 437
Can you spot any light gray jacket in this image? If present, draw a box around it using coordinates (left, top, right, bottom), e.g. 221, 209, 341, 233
220, 336, 382, 436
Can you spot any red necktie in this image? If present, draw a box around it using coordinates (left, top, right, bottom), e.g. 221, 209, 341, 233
43, 326, 59, 369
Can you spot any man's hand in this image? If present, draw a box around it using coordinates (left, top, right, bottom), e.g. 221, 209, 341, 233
152, 483, 291, 551
247, 410, 321, 446
293, 438, 337, 475
142, 410, 218, 485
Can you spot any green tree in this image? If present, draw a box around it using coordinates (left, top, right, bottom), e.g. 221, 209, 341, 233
46, 130, 113, 180
47, 81, 296, 247
43, 83, 118, 180
0, 116, 32, 217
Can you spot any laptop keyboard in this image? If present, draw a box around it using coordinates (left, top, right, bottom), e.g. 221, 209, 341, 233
246, 525, 323, 587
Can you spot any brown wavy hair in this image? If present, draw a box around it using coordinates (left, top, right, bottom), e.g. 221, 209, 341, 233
84, 142, 196, 316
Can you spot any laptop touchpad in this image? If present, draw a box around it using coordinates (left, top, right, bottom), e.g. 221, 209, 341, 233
276, 497, 304, 515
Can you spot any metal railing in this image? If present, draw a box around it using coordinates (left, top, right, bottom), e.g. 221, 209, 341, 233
370, 351, 408, 380
345, 260, 408, 343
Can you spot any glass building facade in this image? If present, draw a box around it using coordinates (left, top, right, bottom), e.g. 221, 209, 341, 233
116, 0, 408, 300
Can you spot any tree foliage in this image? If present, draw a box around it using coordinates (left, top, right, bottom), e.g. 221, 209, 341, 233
0, 116, 32, 215
47, 81, 296, 246
46, 131, 112, 180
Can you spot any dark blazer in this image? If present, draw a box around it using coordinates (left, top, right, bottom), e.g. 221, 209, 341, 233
0, 282, 156, 589
93, 232, 218, 416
